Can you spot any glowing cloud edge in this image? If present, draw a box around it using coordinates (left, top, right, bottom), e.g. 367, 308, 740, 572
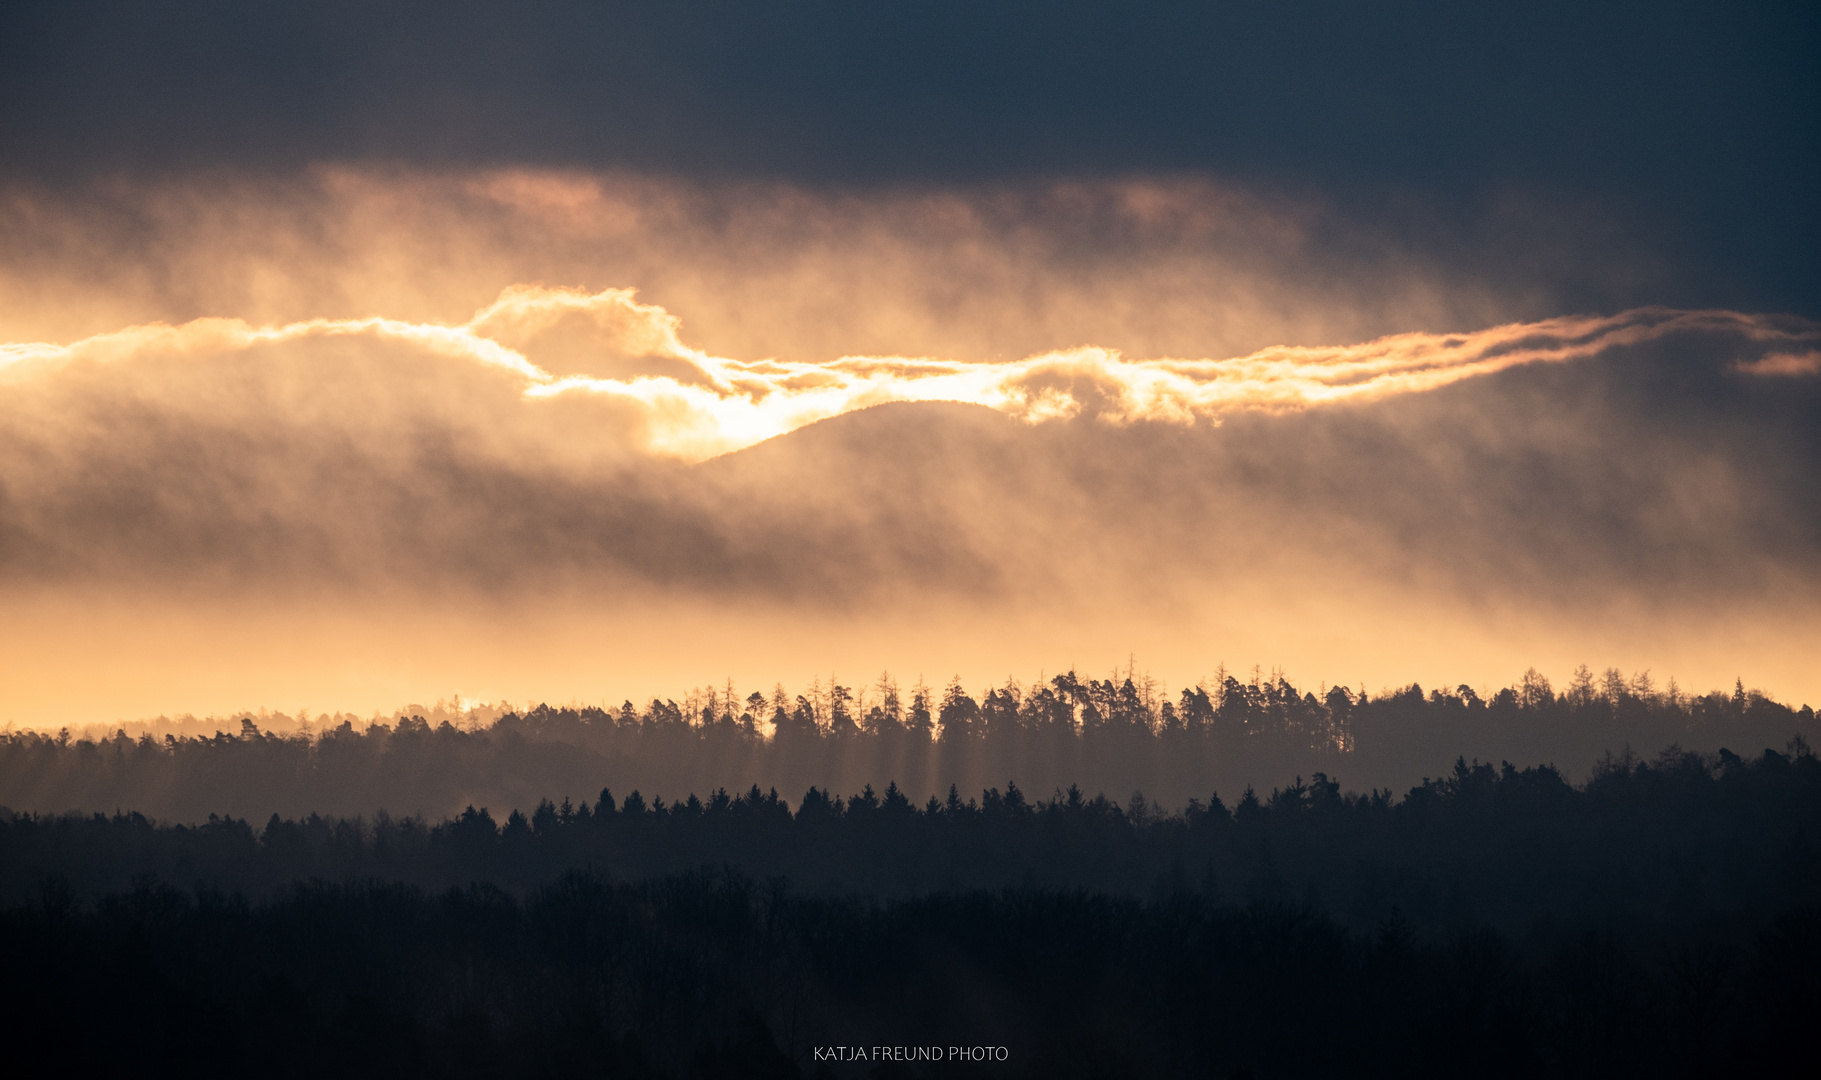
4, 287, 1815, 461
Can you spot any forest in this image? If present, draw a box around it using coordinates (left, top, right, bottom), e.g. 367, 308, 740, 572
2, 740, 1817, 1076
3, 667, 1817, 1076
2, 666, 1812, 823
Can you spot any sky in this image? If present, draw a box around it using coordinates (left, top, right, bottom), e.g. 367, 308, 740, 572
1, 2, 1817, 727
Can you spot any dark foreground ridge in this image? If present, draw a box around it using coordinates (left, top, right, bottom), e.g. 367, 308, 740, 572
5, 870, 1816, 1079
3, 743, 1818, 1076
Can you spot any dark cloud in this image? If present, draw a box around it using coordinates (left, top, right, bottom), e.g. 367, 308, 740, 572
2, 1, 1816, 312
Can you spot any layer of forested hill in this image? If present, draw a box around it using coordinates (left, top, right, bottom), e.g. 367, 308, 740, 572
4, 669, 1816, 1076
3, 743, 1817, 1078
3, 667, 1812, 822
4, 739, 1816, 917
7, 873, 1816, 1079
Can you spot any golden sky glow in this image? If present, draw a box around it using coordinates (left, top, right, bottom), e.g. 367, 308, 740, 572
1, 170, 1817, 730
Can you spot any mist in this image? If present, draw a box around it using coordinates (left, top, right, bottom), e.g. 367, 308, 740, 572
2, 169, 1816, 730
0, 169, 1659, 359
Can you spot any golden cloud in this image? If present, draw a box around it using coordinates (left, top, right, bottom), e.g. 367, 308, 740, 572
9, 288, 1814, 463
1736, 350, 1821, 377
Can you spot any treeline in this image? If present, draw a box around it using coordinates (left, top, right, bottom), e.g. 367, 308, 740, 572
3, 666, 1813, 822
6, 742, 1816, 931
